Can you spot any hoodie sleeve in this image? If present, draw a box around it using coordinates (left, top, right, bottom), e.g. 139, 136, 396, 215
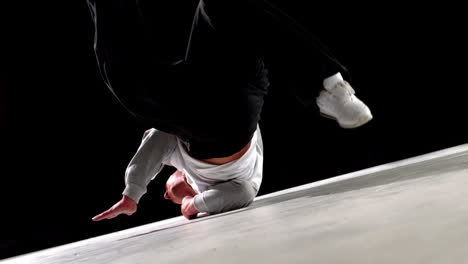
122, 129, 177, 203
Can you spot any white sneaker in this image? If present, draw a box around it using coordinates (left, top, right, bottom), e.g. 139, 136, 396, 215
316, 77, 373, 129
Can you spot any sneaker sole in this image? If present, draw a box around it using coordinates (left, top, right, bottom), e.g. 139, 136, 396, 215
320, 112, 373, 129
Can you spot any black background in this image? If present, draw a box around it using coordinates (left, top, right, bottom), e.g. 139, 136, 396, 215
1, 0, 467, 260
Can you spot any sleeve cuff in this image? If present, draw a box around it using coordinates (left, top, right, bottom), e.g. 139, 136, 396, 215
122, 183, 146, 204
193, 193, 210, 213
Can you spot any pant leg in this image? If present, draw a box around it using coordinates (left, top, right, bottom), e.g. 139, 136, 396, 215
87, 0, 265, 159
86, 0, 197, 135
193, 0, 349, 107
177, 0, 270, 159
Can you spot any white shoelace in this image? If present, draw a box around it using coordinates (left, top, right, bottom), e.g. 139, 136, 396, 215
330, 81, 355, 100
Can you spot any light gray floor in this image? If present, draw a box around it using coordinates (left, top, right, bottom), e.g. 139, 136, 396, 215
3, 144, 468, 264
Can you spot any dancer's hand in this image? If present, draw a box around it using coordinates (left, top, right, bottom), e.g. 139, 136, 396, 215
92, 195, 137, 221
181, 196, 199, 220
